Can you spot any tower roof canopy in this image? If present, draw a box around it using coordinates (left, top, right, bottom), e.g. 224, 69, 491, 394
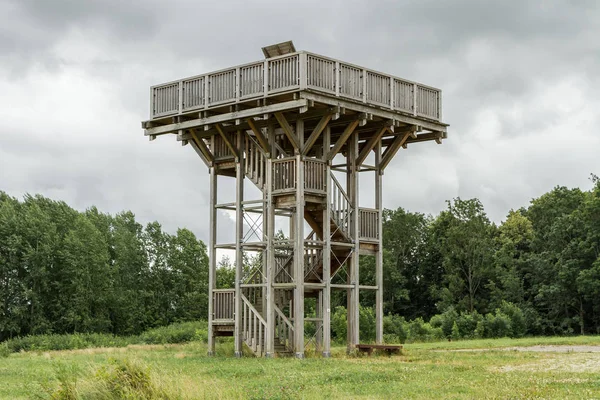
262, 41, 296, 58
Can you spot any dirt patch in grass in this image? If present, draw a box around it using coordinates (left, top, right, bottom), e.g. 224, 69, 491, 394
443, 345, 600, 353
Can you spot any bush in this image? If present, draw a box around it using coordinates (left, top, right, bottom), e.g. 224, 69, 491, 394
383, 314, 407, 343
498, 301, 527, 338
331, 306, 347, 343
455, 311, 483, 339
0, 342, 9, 358
484, 312, 512, 338
1, 321, 208, 355
139, 321, 208, 345
406, 318, 444, 342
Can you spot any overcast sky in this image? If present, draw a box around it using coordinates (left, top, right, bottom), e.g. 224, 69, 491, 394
1, 0, 599, 242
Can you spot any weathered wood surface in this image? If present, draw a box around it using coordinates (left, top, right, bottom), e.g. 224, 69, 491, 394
149, 51, 442, 121
149, 46, 448, 359
356, 344, 403, 356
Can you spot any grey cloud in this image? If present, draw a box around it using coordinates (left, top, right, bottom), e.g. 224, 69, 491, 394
2, 0, 600, 245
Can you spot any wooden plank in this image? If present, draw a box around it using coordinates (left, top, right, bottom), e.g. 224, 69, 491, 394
302, 114, 332, 156
189, 130, 214, 164
299, 92, 447, 133
246, 118, 270, 155
144, 99, 309, 136
215, 123, 239, 159
356, 125, 388, 166
327, 119, 359, 161
189, 139, 211, 168
274, 112, 301, 151
380, 131, 412, 171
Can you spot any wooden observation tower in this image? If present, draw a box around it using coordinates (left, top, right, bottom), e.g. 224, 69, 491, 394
142, 41, 448, 358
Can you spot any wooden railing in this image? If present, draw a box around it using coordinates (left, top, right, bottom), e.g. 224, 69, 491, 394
304, 159, 326, 193
150, 51, 442, 121
241, 294, 266, 357
359, 208, 379, 241
274, 304, 294, 352
272, 157, 296, 192
330, 173, 351, 238
213, 289, 235, 321
244, 134, 266, 189
272, 157, 327, 194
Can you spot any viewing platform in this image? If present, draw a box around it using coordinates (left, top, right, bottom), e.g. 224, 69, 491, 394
142, 42, 448, 358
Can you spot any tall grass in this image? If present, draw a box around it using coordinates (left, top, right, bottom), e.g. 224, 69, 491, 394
1, 321, 208, 356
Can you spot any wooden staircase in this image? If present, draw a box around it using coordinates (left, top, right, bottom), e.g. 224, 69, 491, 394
216, 133, 354, 357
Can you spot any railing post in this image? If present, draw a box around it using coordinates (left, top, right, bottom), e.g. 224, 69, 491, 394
299, 52, 307, 90
413, 83, 418, 116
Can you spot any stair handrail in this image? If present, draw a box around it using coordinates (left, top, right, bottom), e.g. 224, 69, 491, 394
330, 172, 351, 237
241, 293, 267, 326
274, 304, 295, 332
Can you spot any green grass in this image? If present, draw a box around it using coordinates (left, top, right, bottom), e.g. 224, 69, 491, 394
1, 337, 600, 399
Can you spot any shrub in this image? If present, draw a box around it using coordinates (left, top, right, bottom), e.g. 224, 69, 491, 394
139, 321, 207, 345
498, 301, 527, 338
1, 321, 209, 355
0, 342, 9, 358
484, 312, 512, 338
383, 314, 407, 343
331, 306, 348, 343
451, 321, 460, 340
406, 318, 444, 342
455, 311, 483, 339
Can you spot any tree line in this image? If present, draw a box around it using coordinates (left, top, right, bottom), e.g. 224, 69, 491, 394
1, 176, 599, 342
0, 193, 208, 341
376, 176, 600, 336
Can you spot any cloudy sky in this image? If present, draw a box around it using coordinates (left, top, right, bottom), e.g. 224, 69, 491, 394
2, 0, 599, 242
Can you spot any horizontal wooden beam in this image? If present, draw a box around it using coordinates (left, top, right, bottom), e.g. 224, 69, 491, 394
299, 92, 447, 133
144, 99, 309, 136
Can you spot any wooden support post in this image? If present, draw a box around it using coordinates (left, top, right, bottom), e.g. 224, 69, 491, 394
347, 131, 360, 352
316, 291, 323, 351
375, 140, 384, 344
323, 126, 332, 358
265, 123, 276, 358
294, 120, 305, 359
234, 131, 244, 357
207, 166, 217, 356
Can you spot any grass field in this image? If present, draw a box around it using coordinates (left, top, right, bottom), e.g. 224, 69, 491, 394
1, 337, 600, 399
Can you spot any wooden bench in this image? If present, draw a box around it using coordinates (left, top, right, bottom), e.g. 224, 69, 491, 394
355, 344, 403, 356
